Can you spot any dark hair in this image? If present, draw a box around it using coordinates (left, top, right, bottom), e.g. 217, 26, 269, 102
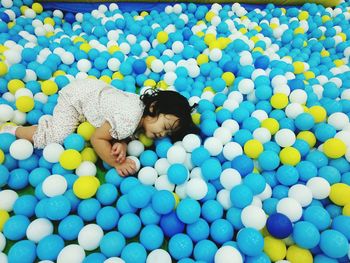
140, 89, 200, 141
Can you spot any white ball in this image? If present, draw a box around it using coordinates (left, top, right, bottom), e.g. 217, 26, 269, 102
127, 156, 140, 173
209, 48, 222, 62
77, 59, 92, 72
34, 93, 48, 104
61, 52, 74, 65
256, 184, 272, 201
104, 258, 125, 263
182, 134, 201, 153
0, 190, 18, 212
288, 184, 312, 207
213, 127, 232, 145
274, 129, 296, 147
107, 58, 120, 71
78, 224, 103, 251
253, 127, 271, 144
163, 72, 177, 85
328, 112, 349, 130
276, 197, 303, 222
43, 143, 65, 163
9, 139, 33, 160
241, 205, 267, 230
186, 178, 208, 200
222, 99, 239, 111
57, 245, 86, 263
228, 91, 244, 103
0, 253, 7, 263
222, 119, 239, 135
239, 51, 253, 66
75, 161, 97, 177
167, 145, 186, 164
220, 168, 242, 190
216, 189, 232, 210
154, 158, 170, 175
251, 110, 268, 122
0, 104, 14, 122
11, 110, 26, 125
289, 89, 307, 104
172, 41, 184, 54
285, 103, 304, 119
26, 218, 54, 243
4, 49, 21, 65
154, 174, 175, 192
204, 137, 223, 156
42, 174, 67, 197
335, 131, 350, 147
306, 177, 330, 200
271, 75, 287, 87
2, 92, 15, 102
138, 167, 158, 185
215, 246, 243, 263
189, 167, 202, 179
127, 140, 144, 157
151, 59, 164, 73
15, 88, 33, 99
146, 249, 172, 263
222, 142, 243, 161
1, 0, 13, 8
238, 78, 254, 95
184, 153, 194, 171
175, 183, 188, 199
164, 61, 176, 72
0, 232, 6, 252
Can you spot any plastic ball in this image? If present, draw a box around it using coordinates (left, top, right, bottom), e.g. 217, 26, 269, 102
230, 184, 253, 208
243, 139, 263, 159
0, 189, 18, 212
138, 167, 158, 185
151, 190, 175, 215
63, 133, 85, 151
263, 236, 287, 262
276, 197, 303, 222
146, 249, 172, 263
0, 104, 14, 122
292, 221, 320, 249
57, 244, 86, 263
15, 96, 34, 112
121, 242, 146, 263
37, 234, 64, 261
238, 78, 254, 95
186, 178, 208, 200
140, 224, 164, 250
73, 176, 100, 199
78, 224, 103, 251
323, 138, 346, 159
210, 219, 234, 244
42, 174, 67, 197
241, 205, 267, 230
9, 139, 33, 160
59, 149, 82, 170
266, 213, 293, 239
214, 246, 243, 263
319, 230, 349, 259
58, 215, 84, 241
168, 163, 189, 185
167, 145, 187, 164
8, 240, 36, 263
100, 231, 125, 258
75, 161, 97, 177
329, 183, 350, 206
306, 177, 330, 199
176, 198, 201, 224
279, 147, 301, 166
237, 227, 264, 257
286, 245, 313, 263
77, 122, 95, 141
288, 184, 312, 207
118, 213, 141, 238
43, 143, 65, 163
3, 214, 30, 241
45, 195, 71, 221
168, 233, 193, 260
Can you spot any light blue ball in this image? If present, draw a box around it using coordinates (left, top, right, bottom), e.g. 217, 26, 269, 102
13, 195, 38, 217
169, 233, 193, 260
118, 213, 142, 238
276, 165, 299, 186
119, 176, 140, 195
201, 200, 223, 223
293, 221, 320, 249
8, 168, 29, 190
331, 215, 350, 241
121, 242, 147, 263
318, 165, 341, 184
140, 205, 161, 225
191, 146, 210, 166
295, 113, 315, 131
151, 190, 175, 215
210, 219, 234, 244
176, 198, 201, 224
37, 234, 64, 261
45, 195, 71, 221
243, 173, 266, 195
303, 206, 331, 231
100, 231, 125, 257
186, 218, 210, 242
237, 227, 264, 257
140, 224, 164, 250
8, 240, 36, 263
116, 195, 137, 215
82, 253, 106, 263
63, 133, 85, 151
77, 198, 101, 222
296, 161, 318, 182
8, 63, 26, 79
58, 215, 84, 241
245, 253, 271, 263
139, 149, 158, 167
18, 154, 39, 171
0, 164, 9, 187
3, 215, 30, 241
96, 206, 119, 231
201, 158, 222, 181
314, 255, 338, 263
193, 239, 218, 262
105, 168, 123, 187
0, 133, 16, 152
127, 184, 152, 209
258, 150, 280, 171
319, 230, 349, 258
168, 163, 189, 185
96, 183, 118, 206
230, 184, 253, 208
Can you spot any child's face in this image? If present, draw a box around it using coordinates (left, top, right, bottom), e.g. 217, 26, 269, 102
142, 114, 179, 139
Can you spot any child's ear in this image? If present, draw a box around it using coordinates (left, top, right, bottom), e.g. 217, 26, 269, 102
149, 101, 156, 113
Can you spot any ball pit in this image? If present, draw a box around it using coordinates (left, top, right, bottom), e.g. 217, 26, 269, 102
0, 0, 350, 262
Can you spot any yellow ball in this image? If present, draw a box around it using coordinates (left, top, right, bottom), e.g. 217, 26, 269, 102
156, 31, 168, 44
146, 56, 156, 68
8, 79, 25, 94
338, 32, 346, 41
197, 54, 209, 65
334, 59, 344, 67
294, 27, 305, 35
204, 33, 216, 45
270, 93, 289, 109
343, 203, 350, 216
320, 49, 329, 57
41, 80, 58, 95
59, 149, 82, 170
208, 41, 221, 50
322, 15, 331, 23
140, 11, 148, 17
270, 23, 279, 29
308, 105, 326, 123
0, 61, 8, 76
329, 183, 350, 206
16, 96, 35, 113
323, 138, 346, 159
298, 11, 309, 20
244, 139, 264, 159
279, 147, 301, 166
293, 61, 305, 74
112, 72, 124, 80
261, 118, 280, 135
303, 71, 315, 80
139, 133, 154, 147
32, 2, 43, 13
297, 131, 316, 148
222, 72, 235, 86
144, 79, 156, 87
44, 17, 55, 26
81, 147, 98, 163
203, 86, 215, 93
0, 209, 10, 231
77, 122, 96, 141
286, 245, 313, 263
205, 11, 216, 22
79, 43, 91, 53
108, 45, 120, 54
264, 236, 287, 262
173, 192, 180, 208
53, 70, 66, 77
0, 149, 4, 164
100, 75, 111, 83
192, 113, 201, 125
73, 176, 100, 199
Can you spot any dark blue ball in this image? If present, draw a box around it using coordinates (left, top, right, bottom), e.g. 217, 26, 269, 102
266, 213, 293, 239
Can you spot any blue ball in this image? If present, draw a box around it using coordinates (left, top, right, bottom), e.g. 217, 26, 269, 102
276, 165, 299, 186
83, 253, 106, 263
293, 221, 320, 249
3, 215, 30, 241
0, 133, 16, 152
191, 146, 210, 166
319, 230, 349, 258
45, 195, 71, 221
258, 151, 280, 171
132, 59, 147, 74
210, 219, 234, 244
186, 218, 210, 243
77, 198, 101, 222
121, 242, 147, 263
169, 233, 193, 260
96, 183, 118, 206
105, 168, 123, 187
139, 150, 158, 167
151, 190, 175, 215
100, 231, 125, 257
201, 200, 223, 223
8, 240, 36, 263
140, 224, 164, 250
8, 168, 29, 190
243, 173, 266, 195
37, 234, 64, 261
9, 63, 26, 79
58, 215, 84, 241
168, 163, 189, 185
140, 205, 161, 225
118, 213, 141, 238
193, 239, 218, 262
0, 165, 9, 187
266, 213, 293, 239
318, 165, 341, 184
295, 113, 315, 131
116, 195, 137, 215
63, 133, 85, 151
176, 198, 201, 224
331, 215, 350, 241
119, 176, 140, 195
96, 206, 119, 231
231, 155, 254, 176
127, 184, 152, 209
254, 55, 270, 69
237, 227, 264, 256
160, 211, 185, 237
296, 161, 318, 182
230, 184, 253, 208
13, 195, 38, 217
201, 158, 222, 181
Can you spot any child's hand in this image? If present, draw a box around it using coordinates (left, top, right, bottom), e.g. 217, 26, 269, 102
115, 158, 137, 177
111, 142, 127, 163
